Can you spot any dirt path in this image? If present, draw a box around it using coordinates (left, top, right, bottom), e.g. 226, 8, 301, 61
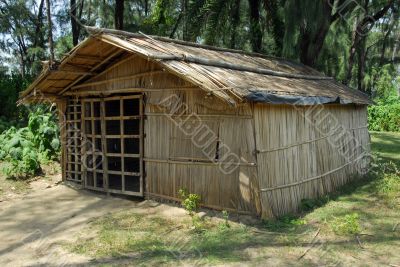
0, 176, 184, 267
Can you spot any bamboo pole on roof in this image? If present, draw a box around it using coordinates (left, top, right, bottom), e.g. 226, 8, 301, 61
85, 26, 321, 74
85, 54, 139, 82
58, 48, 123, 95
71, 70, 167, 89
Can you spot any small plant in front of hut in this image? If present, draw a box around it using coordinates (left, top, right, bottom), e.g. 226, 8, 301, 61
178, 188, 201, 215
330, 213, 361, 236
178, 188, 204, 231
218, 210, 230, 230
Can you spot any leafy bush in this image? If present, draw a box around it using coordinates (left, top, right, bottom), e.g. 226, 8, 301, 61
0, 107, 60, 178
330, 213, 361, 236
368, 103, 400, 132
218, 210, 230, 230
28, 108, 60, 162
367, 64, 400, 132
179, 188, 201, 215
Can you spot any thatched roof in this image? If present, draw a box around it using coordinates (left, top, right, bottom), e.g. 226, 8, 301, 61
20, 27, 371, 105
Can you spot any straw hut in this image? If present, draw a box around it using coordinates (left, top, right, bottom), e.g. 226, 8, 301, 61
20, 27, 371, 218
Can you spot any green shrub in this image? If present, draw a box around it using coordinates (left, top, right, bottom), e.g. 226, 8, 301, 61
0, 127, 40, 177
28, 108, 60, 161
368, 103, 400, 132
218, 210, 230, 230
0, 107, 59, 178
330, 213, 361, 236
179, 188, 201, 215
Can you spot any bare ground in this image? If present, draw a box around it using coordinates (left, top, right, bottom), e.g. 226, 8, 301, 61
0, 175, 188, 267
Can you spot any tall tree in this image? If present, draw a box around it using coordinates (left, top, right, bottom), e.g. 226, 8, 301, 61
70, 0, 84, 46
344, 0, 395, 89
229, 0, 241, 49
115, 0, 124, 30
282, 0, 363, 66
45, 0, 54, 63
33, 0, 45, 50
0, 0, 47, 76
248, 0, 262, 52
263, 0, 284, 55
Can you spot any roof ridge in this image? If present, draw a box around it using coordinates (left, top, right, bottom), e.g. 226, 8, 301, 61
85, 26, 318, 73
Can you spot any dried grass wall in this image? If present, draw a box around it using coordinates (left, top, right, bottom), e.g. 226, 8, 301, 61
254, 104, 370, 218
145, 87, 261, 214
73, 55, 262, 214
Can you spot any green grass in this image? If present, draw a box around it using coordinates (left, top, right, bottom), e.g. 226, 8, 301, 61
66, 131, 400, 265
68, 211, 269, 265
371, 131, 400, 166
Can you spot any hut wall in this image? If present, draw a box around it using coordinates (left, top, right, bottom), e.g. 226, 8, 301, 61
71, 55, 261, 214
145, 89, 261, 214
254, 104, 370, 217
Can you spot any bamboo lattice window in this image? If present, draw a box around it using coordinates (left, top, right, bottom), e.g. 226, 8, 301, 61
65, 98, 82, 183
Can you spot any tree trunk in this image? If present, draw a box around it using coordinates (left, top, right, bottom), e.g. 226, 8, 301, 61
19, 50, 26, 79
45, 0, 54, 63
31, 0, 45, 64
114, 0, 124, 30
230, 0, 241, 49
33, 0, 45, 47
144, 0, 149, 16
263, 0, 283, 55
357, 38, 367, 92
298, 1, 333, 66
169, 13, 182, 38
345, 20, 359, 85
70, 0, 80, 46
248, 0, 262, 52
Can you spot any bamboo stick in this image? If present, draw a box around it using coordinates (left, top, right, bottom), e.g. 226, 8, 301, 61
58, 49, 123, 95
71, 70, 166, 89
149, 54, 333, 80
63, 87, 198, 96
257, 125, 368, 153
144, 158, 257, 166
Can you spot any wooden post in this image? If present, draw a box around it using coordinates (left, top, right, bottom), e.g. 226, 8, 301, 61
100, 100, 110, 196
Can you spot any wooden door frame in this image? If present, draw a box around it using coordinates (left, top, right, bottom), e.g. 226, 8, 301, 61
81, 94, 144, 196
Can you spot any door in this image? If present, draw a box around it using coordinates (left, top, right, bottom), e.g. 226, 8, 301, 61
82, 95, 143, 196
